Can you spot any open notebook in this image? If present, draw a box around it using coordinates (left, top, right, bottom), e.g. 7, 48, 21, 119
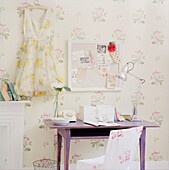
84, 120, 121, 127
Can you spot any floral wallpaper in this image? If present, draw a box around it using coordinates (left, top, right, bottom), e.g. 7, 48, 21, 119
0, 0, 169, 168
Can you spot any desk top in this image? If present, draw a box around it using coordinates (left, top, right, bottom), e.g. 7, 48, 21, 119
45, 120, 159, 130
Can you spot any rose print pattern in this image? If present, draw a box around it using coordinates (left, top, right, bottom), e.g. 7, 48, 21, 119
17, 2, 31, 17
151, 31, 164, 45
70, 153, 81, 164
55, 48, 64, 63
92, 7, 106, 23
119, 149, 130, 164
131, 90, 144, 106
132, 9, 146, 24
38, 113, 50, 129
150, 111, 163, 125
1, 0, 169, 167
43, 141, 49, 148
91, 91, 105, 106
70, 27, 86, 40
131, 50, 145, 65
55, 4, 65, 21
0, 68, 9, 80
111, 131, 124, 140
98, 127, 143, 169
112, 29, 126, 42
23, 135, 32, 152
92, 163, 103, 169
149, 151, 163, 161
0, 23, 9, 40
151, 71, 164, 86
90, 139, 105, 148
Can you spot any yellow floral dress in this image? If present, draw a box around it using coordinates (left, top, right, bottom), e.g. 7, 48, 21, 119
15, 8, 58, 97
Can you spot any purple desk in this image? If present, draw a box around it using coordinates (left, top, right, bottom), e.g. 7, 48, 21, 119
45, 120, 159, 170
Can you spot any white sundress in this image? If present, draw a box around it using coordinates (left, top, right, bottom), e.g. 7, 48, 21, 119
15, 8, 58, 97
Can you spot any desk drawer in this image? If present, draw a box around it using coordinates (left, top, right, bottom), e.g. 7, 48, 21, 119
71, 128, 111, 139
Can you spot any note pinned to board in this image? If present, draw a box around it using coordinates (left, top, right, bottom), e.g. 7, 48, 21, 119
72, 50, 85, 60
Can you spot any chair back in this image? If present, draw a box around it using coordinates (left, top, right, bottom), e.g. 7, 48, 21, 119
104, 126, 143, 170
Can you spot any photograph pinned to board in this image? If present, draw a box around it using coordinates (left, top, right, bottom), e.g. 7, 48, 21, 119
68, 41, 122, 91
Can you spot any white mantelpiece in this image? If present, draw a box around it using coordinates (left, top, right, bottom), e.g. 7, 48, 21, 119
0, 101, 30, 169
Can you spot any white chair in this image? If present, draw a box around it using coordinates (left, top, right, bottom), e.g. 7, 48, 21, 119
76, 126, 143, 170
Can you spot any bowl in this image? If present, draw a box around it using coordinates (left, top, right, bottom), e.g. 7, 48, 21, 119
51, 117, 70, 125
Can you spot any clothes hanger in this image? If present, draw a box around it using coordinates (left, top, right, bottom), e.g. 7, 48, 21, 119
22, 0, 49, 11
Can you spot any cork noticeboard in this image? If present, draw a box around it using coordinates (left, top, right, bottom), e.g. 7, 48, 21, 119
68, 41, 121, 91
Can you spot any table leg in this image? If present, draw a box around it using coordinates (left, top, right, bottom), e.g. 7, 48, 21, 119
64, 130, 71, 170
57, 131, 62, 170
140, 128, 146, 170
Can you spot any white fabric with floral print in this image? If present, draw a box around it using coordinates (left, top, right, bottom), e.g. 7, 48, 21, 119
15, 8, 58, 97
76, 126, 143, 170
